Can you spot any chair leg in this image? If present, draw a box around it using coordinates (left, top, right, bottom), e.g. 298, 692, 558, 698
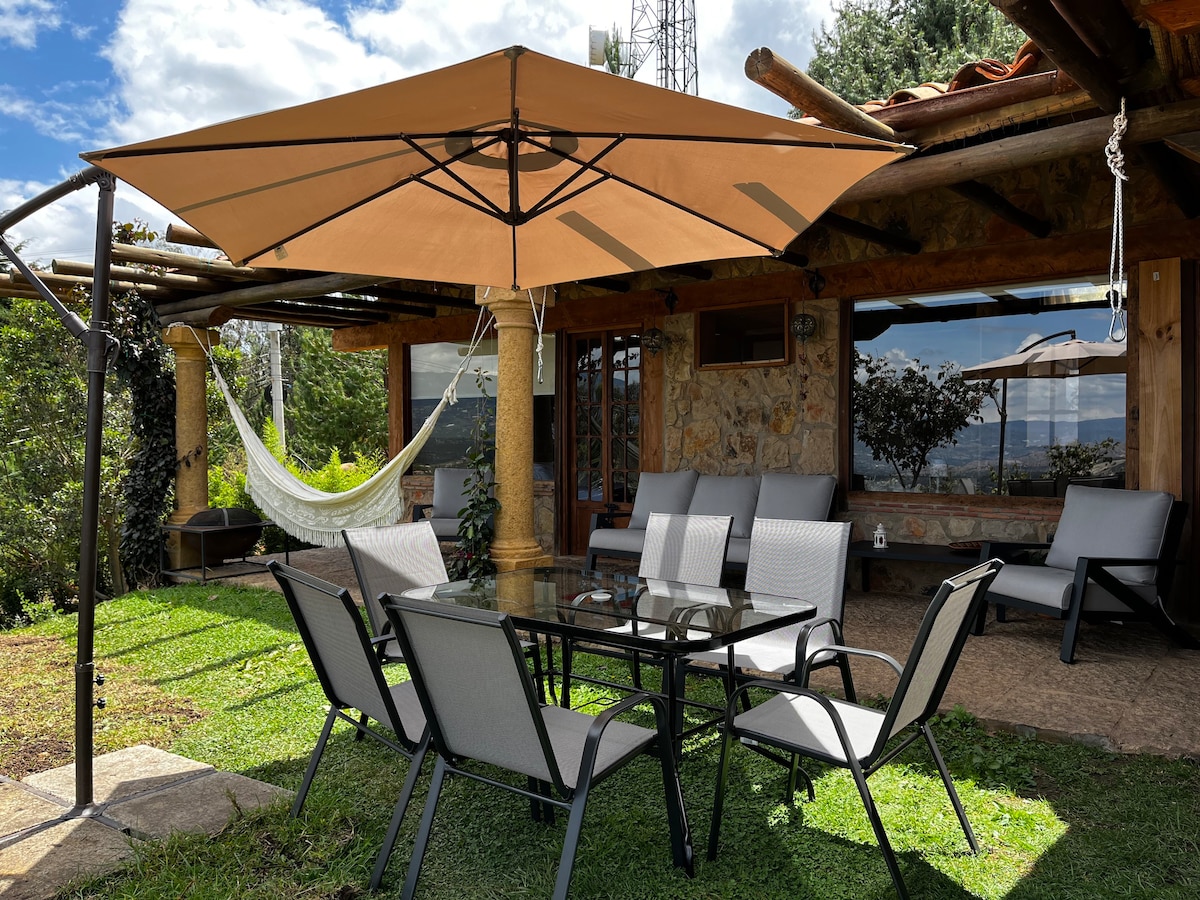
542, 635, 559, 707
707, 730, 735, 861
292, 706, 338, 816
370, 734, 430, 890
971, 598, 989, 636
354, 712, 369, 741
786, 753, 815, 803
847, 759, 909, 900
1060, 600, 1085, 664
837, 654, 858, 704
552, 788, 590, 900
400, 755, 448, 900
922, 723, 979, 854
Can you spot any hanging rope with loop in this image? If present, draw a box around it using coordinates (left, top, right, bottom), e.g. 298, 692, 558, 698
530, 285, 548, 384
1105, 97, 1128, 342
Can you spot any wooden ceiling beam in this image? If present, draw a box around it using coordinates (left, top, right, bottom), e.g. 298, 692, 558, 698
1049, 0, 1149, 80
164, 222, 219, 249
110, 244, 285, 281
838, 98, 1200, 204
154, 273, 382, 317
991, 0, 1123, 113
576, 276, 633, 293
663, 264, 713, 281
819, 213, 922, 254
52, 259, 226, 293
947, 180, 1052, 237
745, 47, 901, 142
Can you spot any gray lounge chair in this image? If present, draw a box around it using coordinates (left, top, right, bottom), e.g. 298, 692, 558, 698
975, 485, 1196, 662
708, 559, 1002, 900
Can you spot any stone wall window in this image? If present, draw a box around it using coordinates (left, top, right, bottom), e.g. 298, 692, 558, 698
408, 338, 556, 479
852, 276, 1126, 496
696, 300, 789, 368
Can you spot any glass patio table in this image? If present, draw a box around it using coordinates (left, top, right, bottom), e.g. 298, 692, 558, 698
393, 566, 816, 757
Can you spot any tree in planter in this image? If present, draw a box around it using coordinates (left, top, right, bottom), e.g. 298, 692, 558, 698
1046, 437, 1121, 482
853, 350, 991, 490
447, 369, 500, 581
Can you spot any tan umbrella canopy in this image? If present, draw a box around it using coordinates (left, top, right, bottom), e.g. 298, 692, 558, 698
82, 45, 909, 290
962, 338, 1127, 381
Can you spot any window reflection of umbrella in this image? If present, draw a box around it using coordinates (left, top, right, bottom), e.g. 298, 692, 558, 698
961, 331, 1127, 492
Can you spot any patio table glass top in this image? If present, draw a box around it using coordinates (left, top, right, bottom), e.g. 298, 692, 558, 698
392, 566, 817, 653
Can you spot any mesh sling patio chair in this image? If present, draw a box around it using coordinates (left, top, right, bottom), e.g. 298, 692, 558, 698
708, 559, 1003, 900
560, 512, 732, 707
681, 518, 855, 702
377, 596, 694, 898
973, 485, 1197, 663
343, 520, 549, 700
266, 561, 430, 875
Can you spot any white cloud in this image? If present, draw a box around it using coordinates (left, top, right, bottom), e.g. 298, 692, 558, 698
0, 0, 62, 49
6, 0, 834, 260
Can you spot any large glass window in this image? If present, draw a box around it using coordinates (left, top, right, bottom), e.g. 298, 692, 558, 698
409, 337, 556, 478
852, 277, 1126, 496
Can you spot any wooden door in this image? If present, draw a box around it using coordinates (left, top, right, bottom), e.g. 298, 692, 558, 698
564, 330, 643, 555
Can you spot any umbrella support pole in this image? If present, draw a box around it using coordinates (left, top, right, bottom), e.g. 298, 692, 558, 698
0, 166, 117, 816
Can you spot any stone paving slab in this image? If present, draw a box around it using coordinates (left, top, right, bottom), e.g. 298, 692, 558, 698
1, 747, 292, 900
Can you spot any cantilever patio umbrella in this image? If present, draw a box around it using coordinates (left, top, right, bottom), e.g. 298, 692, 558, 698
962, 337, 1127, 490
82, 45, 910, 290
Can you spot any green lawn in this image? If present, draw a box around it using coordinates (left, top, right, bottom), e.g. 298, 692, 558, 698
5, 583, 1199, 899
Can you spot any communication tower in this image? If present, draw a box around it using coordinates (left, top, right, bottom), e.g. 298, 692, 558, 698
589, 0, 698, 96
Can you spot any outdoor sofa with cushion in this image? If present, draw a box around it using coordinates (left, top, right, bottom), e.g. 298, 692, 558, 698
586, 471, 837, 573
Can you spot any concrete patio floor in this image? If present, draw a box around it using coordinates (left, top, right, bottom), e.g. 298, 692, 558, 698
4, 545, 1197, 899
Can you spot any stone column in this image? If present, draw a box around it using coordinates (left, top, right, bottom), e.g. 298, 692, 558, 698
477, 286, 554, 571
161, 325, 220, 568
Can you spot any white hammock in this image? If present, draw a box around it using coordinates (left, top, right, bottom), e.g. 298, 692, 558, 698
207, 318, 489, 548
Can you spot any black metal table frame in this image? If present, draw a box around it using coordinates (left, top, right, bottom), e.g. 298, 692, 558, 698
396, 567, 816, 758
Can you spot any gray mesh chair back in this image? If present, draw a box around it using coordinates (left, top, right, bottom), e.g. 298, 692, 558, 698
639, 512, 732, 586
342, 520, 448, 662
709, 558, 1002, 900
381, 596, 694, 898
685, 518, 854, 698
267, 561, 429, 887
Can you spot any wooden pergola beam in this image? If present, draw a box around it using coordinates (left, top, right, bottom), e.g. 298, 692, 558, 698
819, 213, 922, 255
52, 259, 227, 293
110, 244, 286, 282
745, 47, 901, 142
1049, 0, 1149, 81
947, 180, 1052, 238
839, 98, 1200, 204
991, 0, 1124, 113
154, 273, 383, 317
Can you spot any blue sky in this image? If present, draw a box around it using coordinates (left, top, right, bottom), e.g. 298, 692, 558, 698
1, 0, 833, 263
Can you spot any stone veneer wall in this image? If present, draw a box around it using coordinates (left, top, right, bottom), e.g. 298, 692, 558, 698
663, 298, 841, 475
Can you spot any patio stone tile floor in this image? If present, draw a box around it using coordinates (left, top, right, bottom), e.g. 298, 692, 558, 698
5, 546, 1197, 899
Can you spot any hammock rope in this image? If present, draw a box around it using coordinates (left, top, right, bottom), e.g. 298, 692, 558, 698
1106, 97, 1128, 343
197, 312, 493, 547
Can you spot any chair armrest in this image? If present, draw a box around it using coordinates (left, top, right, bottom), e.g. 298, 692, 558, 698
981, 540, 1050, 563
792, 616, 847, 675
411, 503, 432, 523
589, 507, 632, 531
799, 643, 902, 686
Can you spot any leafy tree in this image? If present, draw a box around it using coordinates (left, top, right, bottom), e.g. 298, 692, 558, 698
1046, 437, 1120, 481
804, 0, 1025, 108
852, 350, 990, 490
254, 325, 387, 471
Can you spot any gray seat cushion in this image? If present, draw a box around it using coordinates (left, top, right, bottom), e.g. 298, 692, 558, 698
754, 473, 836, 521
1045, 485, 1173, 585
725, 536, 750, 566
989, 563, 1159, 614
628, 471, 699, 530
587, 527, 647, 555
423, 517, 463, 541
687, 475, 760, 539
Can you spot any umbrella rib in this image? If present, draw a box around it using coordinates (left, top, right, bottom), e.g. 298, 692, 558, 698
402, 134, 509, 220
520, 135, 624, 221
524, 130, 904, 153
